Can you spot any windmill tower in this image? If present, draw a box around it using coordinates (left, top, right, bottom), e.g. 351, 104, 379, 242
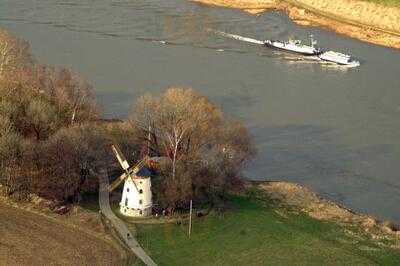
108, 144, 152, 217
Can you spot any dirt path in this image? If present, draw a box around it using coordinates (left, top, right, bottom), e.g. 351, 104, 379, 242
98, 172, 157, 266
0, 203, 122, 266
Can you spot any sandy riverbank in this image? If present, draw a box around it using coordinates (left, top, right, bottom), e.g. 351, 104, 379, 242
192, 0, 400, 49
252, 180, 400, 248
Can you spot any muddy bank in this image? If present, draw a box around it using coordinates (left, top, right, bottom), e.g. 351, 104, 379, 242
252, 180, 400, 248
192, 0, 281, 13
192, 0, 400, 49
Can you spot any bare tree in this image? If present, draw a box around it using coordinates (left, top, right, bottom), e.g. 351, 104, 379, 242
132, 88, 223, 179
0, 64, 99, 140
30, 65, 99, 125
0, 29, 33, 76
131, 87, 255, 208
25, 98, 59, 140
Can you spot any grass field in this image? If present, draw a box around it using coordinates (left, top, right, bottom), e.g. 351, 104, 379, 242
135, 193, 400, 265
0, 203, 123, 266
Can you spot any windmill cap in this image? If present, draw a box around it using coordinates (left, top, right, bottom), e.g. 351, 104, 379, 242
135, 166, 152, 177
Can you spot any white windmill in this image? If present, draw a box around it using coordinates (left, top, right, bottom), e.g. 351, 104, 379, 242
108, 144, 152, 217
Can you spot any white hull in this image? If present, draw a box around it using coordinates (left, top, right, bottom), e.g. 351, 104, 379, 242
318, 51, 360, 67
264, 39, 321, 55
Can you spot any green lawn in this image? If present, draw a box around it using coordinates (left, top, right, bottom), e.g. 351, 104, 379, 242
136, 193, 400, 265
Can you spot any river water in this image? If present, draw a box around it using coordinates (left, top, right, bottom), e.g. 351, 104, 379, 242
1, 0, 400, 222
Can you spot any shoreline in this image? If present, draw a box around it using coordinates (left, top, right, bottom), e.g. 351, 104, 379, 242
249, 180, 400, 248
192, 0, 400, 49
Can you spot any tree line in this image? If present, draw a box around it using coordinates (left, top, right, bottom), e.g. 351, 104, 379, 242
0, 28, 255, 209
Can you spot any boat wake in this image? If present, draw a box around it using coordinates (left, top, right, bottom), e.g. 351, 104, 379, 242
208, 29, 264, 45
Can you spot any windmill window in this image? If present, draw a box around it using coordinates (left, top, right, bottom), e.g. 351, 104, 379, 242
139, 200, 143, 205
125, 198, 128, 206
127, 188, 130, 192
139, 189, 143, 194
139, 210, 143, 215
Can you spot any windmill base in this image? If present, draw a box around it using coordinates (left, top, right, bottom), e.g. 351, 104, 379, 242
120, 206, 152, 217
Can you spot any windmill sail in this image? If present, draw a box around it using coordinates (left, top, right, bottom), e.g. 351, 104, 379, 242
108, 172, 128, 192
108, 156, 150, 192
111, 144, 130, 171
130, 158, 147, 175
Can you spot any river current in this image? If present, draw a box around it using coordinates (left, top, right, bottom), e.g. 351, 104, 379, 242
1, 0, 400, 221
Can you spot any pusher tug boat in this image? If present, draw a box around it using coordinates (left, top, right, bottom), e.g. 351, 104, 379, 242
263, 35, 322, 55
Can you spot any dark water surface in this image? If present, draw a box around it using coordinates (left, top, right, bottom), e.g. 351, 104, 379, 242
1, 0, 400, 221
